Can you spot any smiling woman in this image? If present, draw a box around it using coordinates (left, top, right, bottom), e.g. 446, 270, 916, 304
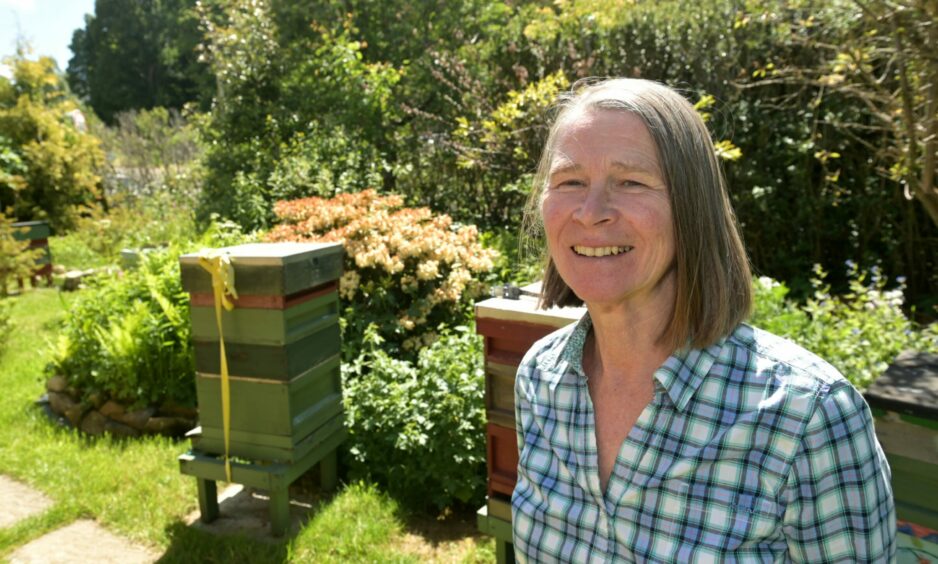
513, 78, 896, 562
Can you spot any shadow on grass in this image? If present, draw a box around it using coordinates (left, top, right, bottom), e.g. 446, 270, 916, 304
156, 519, 287, 564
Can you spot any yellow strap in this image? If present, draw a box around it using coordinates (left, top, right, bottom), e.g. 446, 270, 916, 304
198, 249, 238, 482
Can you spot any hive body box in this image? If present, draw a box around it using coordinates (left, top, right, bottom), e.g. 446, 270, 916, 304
177, 242, 345, 536
864, 351, 938, 546
12, 220, 53, 287
475, 284, 584, 562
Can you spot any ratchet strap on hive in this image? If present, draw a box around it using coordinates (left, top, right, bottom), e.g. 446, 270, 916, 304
198, 249, 239, 482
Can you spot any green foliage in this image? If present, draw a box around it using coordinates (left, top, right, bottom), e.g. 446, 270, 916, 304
343, 325, 487, 512
97, 107, 204, 201
48, 192, 199, 270
49, 248, 194, 407
751, 266, 937, 389
0, 53, 105, 231
195, 0, 402, 229
66, 0, 212, 122
0, 211, 44, 295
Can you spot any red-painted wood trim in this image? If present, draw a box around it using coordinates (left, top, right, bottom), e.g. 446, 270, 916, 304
476, 317, 558, 343
188, 280, 338, 309
27, 238, 49, 248
486, 422, 519, 497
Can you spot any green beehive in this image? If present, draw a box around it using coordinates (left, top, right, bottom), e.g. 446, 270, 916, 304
177, 241, 346, 536
11, 220, 51, 241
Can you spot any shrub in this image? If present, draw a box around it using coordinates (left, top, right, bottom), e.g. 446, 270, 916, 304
342, 325, 487, 512
48, 248, 195, 408
751, 265, 937, 389
266, 189, 497, 361
47, 220, 255, 407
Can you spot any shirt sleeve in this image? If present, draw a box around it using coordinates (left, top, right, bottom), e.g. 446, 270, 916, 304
781, 380, 896, 562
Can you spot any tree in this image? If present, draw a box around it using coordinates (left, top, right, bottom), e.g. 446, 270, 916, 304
66, 0, 213, 123
0, 52, 105, 230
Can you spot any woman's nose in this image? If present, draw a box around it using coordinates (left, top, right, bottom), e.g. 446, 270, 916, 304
573, 184, 615, 226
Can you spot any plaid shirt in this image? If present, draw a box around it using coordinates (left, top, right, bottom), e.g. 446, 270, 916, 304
512, 314, 896, 563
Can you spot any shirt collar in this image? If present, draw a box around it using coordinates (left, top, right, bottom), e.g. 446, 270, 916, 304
537, 310, 731, 412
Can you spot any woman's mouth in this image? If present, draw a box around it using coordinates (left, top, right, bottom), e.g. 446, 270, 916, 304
572, 245, 633, 257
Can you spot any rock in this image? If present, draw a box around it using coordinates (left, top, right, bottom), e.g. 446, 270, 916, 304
80, 410, 107, 435
64, 405, 86, 427
99, 400, 125, 418
46, 376, 67, 393
118, 407, 155, 430
103, 419, 140, 438
47, 391, 77, 417
52, 264, 66, 275
86, 391, 106, 409
158, 400, 198, 420
62, 271, 84, 291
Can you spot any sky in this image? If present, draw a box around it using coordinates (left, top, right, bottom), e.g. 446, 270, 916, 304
0, 0, 96, 75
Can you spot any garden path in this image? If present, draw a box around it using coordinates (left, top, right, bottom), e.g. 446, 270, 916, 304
1, 475, 159, 563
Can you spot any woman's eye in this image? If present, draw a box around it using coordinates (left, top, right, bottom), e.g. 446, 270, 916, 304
618, 179, 644, 188
554, 179, 585, 189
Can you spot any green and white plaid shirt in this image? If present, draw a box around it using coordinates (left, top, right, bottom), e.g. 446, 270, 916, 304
512, 314, 896, 562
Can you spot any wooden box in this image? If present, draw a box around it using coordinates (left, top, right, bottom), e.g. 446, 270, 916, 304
476, 284, 583, 428
865, 351, 938, 530
11, 220, 51, 241
189, 284, 338, 347
179, 242, 343, 298
487, 422, 520, 498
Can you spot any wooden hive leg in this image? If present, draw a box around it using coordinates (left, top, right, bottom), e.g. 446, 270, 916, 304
495, 538, 515, 564
269, 484, 291, 537
196, 478, 219, 523
320, 448, 338, 492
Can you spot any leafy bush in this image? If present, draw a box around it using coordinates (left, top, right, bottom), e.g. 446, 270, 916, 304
343, 325, 487, 512
751, 265, 937, 389
49, 248, 194, 407
49, 191, 198, 270
266, 190, 497, 361
0, 53, 105, 231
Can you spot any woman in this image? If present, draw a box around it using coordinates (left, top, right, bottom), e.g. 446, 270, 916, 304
513, 78, 895, 562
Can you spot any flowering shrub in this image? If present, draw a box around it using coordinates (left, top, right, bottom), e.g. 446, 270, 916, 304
266, 190, 497, 359
751, 264, 937, 389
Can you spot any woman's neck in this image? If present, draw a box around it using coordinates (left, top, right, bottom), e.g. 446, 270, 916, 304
584, 297, 674, 386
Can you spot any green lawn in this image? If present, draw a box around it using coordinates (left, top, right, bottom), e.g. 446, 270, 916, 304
0, 288, 495, 563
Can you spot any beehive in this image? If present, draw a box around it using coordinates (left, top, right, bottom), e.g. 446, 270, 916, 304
475, 283, 584, 561
12, 220, 52, 286
177, 242, 346, 535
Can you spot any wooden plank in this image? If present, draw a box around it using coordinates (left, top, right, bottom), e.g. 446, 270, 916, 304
197, 395, 343, 448
487, 495, 512, 522
193, 322, 341, 380
180, 242, 343, 296
476, 505, 514, 541
195, 415, 346, 463
487, 422, 519, 498
196, 355, 341, 434
886, 452, 938, 530
475, 295, 584, 328
865, 351, 938, 420
486, 361, 516, 427
873, 411, 938, 466
187, 281, 337, 310
189, 291, 339, 346
11, 220, 51, 240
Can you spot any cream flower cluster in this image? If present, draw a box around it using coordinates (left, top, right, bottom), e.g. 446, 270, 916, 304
267, 190, 498, 342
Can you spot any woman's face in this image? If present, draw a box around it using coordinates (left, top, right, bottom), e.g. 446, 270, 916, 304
541, 109, 676, 312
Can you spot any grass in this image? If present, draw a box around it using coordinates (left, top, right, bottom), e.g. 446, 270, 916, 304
0, 288, 495, 563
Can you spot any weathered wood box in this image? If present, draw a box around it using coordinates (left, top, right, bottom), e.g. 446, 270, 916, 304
12, 220, 52, 285
475, 283, 583, 561
178, 242, 346, 535
864, 351, 938, 532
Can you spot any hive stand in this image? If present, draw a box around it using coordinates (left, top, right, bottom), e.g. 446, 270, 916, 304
12, 220, 53, 288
